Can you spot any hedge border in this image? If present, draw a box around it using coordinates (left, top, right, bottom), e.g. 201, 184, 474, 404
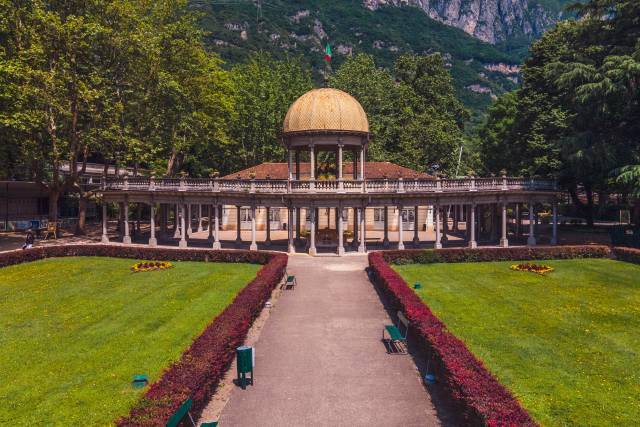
612, 246, 640, 265
0, 245, 287, 426
368, 245, 616, 426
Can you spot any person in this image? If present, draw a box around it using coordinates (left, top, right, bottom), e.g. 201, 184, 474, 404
22, 228, 34, 250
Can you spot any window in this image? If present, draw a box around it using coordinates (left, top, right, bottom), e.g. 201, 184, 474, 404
401, 208, 415, 223
240, 208, 251, 222
373, 208, 385, 222
268, 208, 280, 222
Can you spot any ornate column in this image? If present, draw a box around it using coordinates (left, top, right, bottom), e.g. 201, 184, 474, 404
288, 148, 293, 180
123, 201, 131, 244
295, 208, 301, 243
179, 204, 187, 248
187, 204, 192, 235
250, 205, 257, 251
287, 207, 295, 253
397, 205, 405, 250
352, 207, 359, 248
515, 203, 521, 237
413, 205, 419, 246
500, 202, 508, 248
469, 203, 477, 248
453, 205, 459, 232
235, 205, 242, 243
265, 207, 272, 246
435, 204, 442, 249
174, 204, 181, 238
337, 205, 345, 255
358, 207, 366, 253
383, 206, 390, 248
295, 149, 301, 179
149, 203, 157, 247
309, 144, 316, 190
197, 204, 203, 232
527, 201, 537, 246
441, 206, 449, 243
101, 203, 109, 243
213, 205, 221, 250
551, 201, 558, 245
309, 206, 317, 256
359, 146, 365, 179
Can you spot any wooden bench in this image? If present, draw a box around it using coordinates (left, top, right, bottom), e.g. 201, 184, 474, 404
166, 397, 218, 427
383, 311, 409, 354
281, 269, 297, 290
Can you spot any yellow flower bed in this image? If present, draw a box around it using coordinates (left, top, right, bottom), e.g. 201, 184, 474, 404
510, 263, 554, 275
130, 261, 173, 273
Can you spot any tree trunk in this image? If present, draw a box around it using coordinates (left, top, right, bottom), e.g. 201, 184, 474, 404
48, 189, 59, 224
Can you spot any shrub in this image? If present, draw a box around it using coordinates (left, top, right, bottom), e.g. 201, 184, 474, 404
0, 245, 286, 426
368, 251, 536, 426
382, 245, 611, 265
613, 247, 640, 265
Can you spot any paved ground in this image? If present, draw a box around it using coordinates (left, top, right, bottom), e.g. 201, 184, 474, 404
218, 255, 443, 427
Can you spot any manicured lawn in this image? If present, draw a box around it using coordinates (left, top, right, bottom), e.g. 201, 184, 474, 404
0, 257, 260, 426
394, 258, 640, 426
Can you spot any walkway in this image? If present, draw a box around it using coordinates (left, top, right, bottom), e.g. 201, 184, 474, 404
218, 255, 442, 426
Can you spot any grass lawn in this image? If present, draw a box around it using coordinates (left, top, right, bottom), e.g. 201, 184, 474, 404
394, 258, 640, 426
0, 256, 260, 426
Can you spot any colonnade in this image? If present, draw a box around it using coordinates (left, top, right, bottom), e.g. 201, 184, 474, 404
101, 198, 559, 255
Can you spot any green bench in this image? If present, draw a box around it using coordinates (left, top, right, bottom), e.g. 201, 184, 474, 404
282, 269, 297, 290
166, 398, 218, 427
383, 311, 409, 354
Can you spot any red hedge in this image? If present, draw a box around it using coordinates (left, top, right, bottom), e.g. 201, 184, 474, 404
0, 245, 286, 426
613, 246, 640, 265
369, 250, 536, 426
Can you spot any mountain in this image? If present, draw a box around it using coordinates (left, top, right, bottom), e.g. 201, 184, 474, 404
363, 0, 573, 44
193, 0, 571, 118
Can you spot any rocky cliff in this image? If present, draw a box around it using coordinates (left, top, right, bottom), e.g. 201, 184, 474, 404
363, 0, 566, 43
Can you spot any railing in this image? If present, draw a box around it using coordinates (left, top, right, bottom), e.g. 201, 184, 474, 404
104, 176, 557, 194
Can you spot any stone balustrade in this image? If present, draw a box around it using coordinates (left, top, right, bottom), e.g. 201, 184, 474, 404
104, 176, 557, 194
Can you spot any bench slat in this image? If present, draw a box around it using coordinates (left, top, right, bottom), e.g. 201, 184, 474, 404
385, 325, 405, 341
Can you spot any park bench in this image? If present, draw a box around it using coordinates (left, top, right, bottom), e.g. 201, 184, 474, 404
165, 397, 218, 427
281, 269, 297, 290
383, 311, 409, 354
42, 222, 57, 240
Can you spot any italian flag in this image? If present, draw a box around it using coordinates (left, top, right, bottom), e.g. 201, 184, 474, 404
324, 43, 332, 63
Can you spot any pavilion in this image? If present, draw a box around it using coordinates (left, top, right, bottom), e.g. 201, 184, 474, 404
101, 88, 559, 255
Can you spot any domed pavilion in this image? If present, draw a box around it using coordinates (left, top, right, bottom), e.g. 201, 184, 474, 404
100, 87, 559, 256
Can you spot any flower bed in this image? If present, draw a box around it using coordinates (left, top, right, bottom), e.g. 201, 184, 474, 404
0, 245, 286, 426
510, 263, 554, 274
130, 261, 173, 273
382, 245, 611, 265
368, 251, 536, 426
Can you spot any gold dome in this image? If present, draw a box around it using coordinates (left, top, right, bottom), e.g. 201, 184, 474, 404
283, 88, 369, 135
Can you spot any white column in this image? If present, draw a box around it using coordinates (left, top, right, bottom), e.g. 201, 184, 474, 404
358, 207, 366, 253
265, 207, 272, 246
310, 145, 315, 179
337, 206, 345, 255
123, 202, 131, 244
527, 201, 537, 246
250, 205, 257, 251
441, 206, 449, 243
212, 205, 221, 249
337, 144, 343, 180
197, 204, 203, 232
500, 202, 508, 247
435, 204, 442, 249
187, 204, 192, 235
288, 207, 295, 253
397, 206, 405, 250
413, 206, 419, 246
359, 147, 365, 179
295, 207, 301, 243
383, 206, 390, 248
551, 201, 558, 245
101, 203, 109, 243
149, 204, 157, 247
288, 148, 293, 180
309, 207, 317, 256
179, 204, 187, 248
173, 204, 181, 238
469, 203, 477, 248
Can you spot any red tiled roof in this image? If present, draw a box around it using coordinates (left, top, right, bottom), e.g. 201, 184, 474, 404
222, 162, 433, 180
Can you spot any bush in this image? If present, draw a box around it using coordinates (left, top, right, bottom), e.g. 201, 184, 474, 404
368, 251, 536, 426
613, 247, 640, 265
0, 245, 286, 426
382, 245, 611, 265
